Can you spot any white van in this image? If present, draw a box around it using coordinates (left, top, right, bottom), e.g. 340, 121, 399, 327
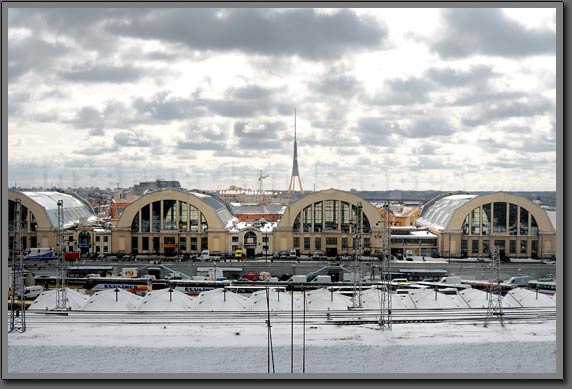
289, 249, 297, 259
23, 286, 44, 299
198, 250, 210, 261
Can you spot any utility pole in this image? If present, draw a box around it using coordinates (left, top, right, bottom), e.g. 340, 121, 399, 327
55, 200, 67, 310
484, 246, 504, 327
351, 202, 363, 309
9, 199, 26, 333
379, 200, 392, 329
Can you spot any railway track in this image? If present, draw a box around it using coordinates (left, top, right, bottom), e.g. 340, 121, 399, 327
15, 307, 556, 327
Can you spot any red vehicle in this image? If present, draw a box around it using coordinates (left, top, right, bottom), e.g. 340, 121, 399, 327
64, 252, 81, 261
241, 272, 259, 281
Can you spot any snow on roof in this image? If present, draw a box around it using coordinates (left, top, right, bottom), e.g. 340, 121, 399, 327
20, 191, 97, 228
83, 288, 143, 311
546, 210, 556, 231
416, 194, 477, 231
28, 288, 89, 311
504, 288, 556, 308
246, 289, 303, 312
137, 288, 195, 311
305, 288, 352, 311
408, 289, 467, 309
360, 288, 416, 309
190, 192, 234, 227
458, 288, 522, 308
190, 288, 248, 311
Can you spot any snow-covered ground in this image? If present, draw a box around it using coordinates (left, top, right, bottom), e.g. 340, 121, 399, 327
8, 318, 556, 374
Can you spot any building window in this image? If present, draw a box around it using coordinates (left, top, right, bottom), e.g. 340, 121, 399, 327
462, 216, 469, 235
179, 202, 188, 232
531, 240, 539, 258
262, 236, 268, 243
493, 202, 507, 233
494, 240, 505, 254
483, 240, 490, 255
314, 202, 322, 232
201, 237, 208, 250
472, 240, 479, 254
142, 237, 149, 251
341, 202, 351, 233
326, 237, 337, 245
509, 204, 518, 236
304, 237, 310, 250
179, 237, 186, 252
520, 208, 529, 235
315, 237, 321, 251
324, 200, 338, 231
363, 238, 370, 249
461, 239, 468, 257
141, 204, 150, 233
482, 204, 491, 235
303, 206, 312, 233
232, 236, 239, 243
153, 237, 160, 253
531, 215, 539, 236
293, 214, 301, 233
471, 207, 480, 235
96, 235, 100, 242
152, 201, 161, 233
342, 237, 348, 249
190, 237, 197, 251
509, 240, 516, 254
131, 237, 138, 250
520, 240, 527, 254
293, 237, 300, 248
103, 236, 108, 243
131, 211, 140, 233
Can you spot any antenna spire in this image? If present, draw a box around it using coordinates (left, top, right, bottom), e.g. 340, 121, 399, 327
294, 107, 297, 140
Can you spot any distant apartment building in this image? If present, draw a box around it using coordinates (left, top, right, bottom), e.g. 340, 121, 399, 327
132, 179, 182, 196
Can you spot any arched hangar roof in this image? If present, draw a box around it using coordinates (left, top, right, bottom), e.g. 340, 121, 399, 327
115, 189, 233, 230
277, 188, 381, 229
8, 191, 97, 228
416, 192, 555, 234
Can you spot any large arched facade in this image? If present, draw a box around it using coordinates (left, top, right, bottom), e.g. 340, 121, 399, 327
113, 190, 233, 256
275, 189, 383, 257
8, 191, 97, 254
416, 192, 556, 258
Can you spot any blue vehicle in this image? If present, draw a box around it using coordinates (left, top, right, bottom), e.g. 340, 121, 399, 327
24, 248, 55, 259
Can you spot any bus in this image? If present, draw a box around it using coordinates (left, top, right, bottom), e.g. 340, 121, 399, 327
167, 279, 231, 296
527, 280, 556, 295
397, 268, 449, 282
24, 248, 55, 259
67, 266, 114, 278
83, 277, 152, 295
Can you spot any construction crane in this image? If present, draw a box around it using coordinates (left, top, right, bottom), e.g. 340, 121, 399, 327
258, 170, 269, 205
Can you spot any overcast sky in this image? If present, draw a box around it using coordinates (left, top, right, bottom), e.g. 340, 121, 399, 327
7, 7, 557, 192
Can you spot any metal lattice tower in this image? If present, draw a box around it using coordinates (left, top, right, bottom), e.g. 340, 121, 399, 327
484, 246, 504, 327
9, 199, 26, 333
379, 201, 392, 328
351, 202, 363, 308
288, 108, 304, 194
55, 200, 68, 310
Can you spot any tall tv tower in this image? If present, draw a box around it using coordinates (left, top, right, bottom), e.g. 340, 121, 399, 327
288, 108, 304, 194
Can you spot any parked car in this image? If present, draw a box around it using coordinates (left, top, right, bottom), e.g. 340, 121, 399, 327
279, 251, 289, 259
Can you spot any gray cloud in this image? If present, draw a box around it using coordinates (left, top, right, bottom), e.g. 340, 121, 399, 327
311, 74, 363, 99
106, 8, 387, 60
432, 9, 555, 59
368, 78, 432, 105
59, 64, 146, 83
233, 120, 287, 149
133, 92, 206, 121
417, 156, 448, 170
113, 130, 157, 147
8, 36, 71, 82
462, 98, 553, 127
424, 65, 495, 87
405, 118, 454, 138
355, 118, 400, 146
67, 107, 106, 136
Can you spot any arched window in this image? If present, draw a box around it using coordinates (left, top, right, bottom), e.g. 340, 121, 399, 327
531, 215, 539, 236
293, 213, 301, 232
470, 207, 480, 235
